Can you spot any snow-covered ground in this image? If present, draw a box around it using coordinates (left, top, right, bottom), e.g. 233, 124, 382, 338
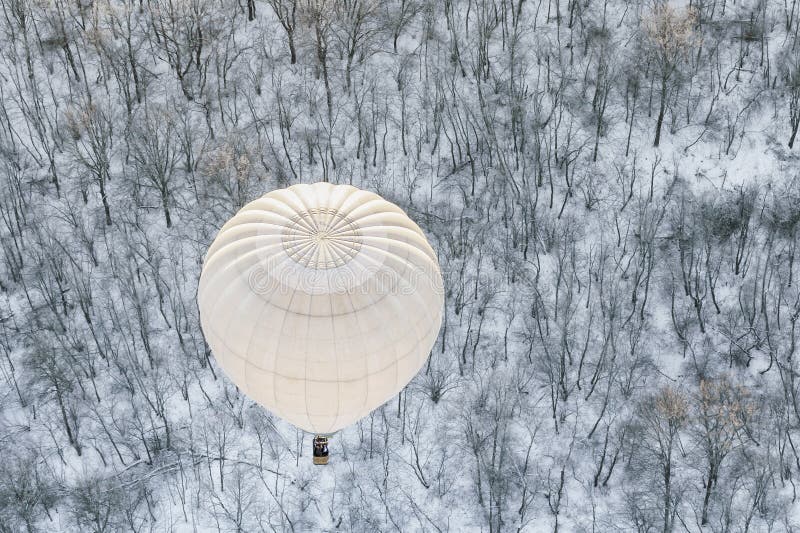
0, 0, 799, 531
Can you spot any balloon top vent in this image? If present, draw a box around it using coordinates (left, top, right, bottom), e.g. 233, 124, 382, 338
281, 207, 362, 269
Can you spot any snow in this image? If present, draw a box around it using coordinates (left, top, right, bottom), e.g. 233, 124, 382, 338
0, 0, 799, 531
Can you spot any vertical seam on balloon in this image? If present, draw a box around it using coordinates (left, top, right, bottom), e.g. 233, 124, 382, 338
395, 236, 413, 395
387, 235, 411, 397
325, 260, 340, 435
242, 294, 273, 400
343, 267, 369, 429
390, 236, 435, 393
324, 241, 363, 431
303, 288, 314, 434
238, 299, 266, 364
272, 283, 299, 420
215, 273, 265, 394
354, 246, 400, 418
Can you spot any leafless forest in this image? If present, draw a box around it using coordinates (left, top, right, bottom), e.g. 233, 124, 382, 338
1, 0, 799, 531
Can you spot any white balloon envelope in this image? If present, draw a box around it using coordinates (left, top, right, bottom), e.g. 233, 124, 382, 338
198, 182, 444, 435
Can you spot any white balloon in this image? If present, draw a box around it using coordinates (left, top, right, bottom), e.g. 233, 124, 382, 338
198, 182, 444, 434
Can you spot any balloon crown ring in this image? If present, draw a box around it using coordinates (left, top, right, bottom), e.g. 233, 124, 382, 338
281, 207, 362, 269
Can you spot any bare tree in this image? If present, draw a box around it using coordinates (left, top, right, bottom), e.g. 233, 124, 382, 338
634, 386, 689, 533
781, 49, 800, 148
693, 377, 753, 525
266, 0, 299, 64
64, 100, 115, 225
128, 105, 181, 227
643, 3, 699, 147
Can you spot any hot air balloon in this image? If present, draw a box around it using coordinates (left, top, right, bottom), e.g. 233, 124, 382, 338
197, 182, 444, 464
